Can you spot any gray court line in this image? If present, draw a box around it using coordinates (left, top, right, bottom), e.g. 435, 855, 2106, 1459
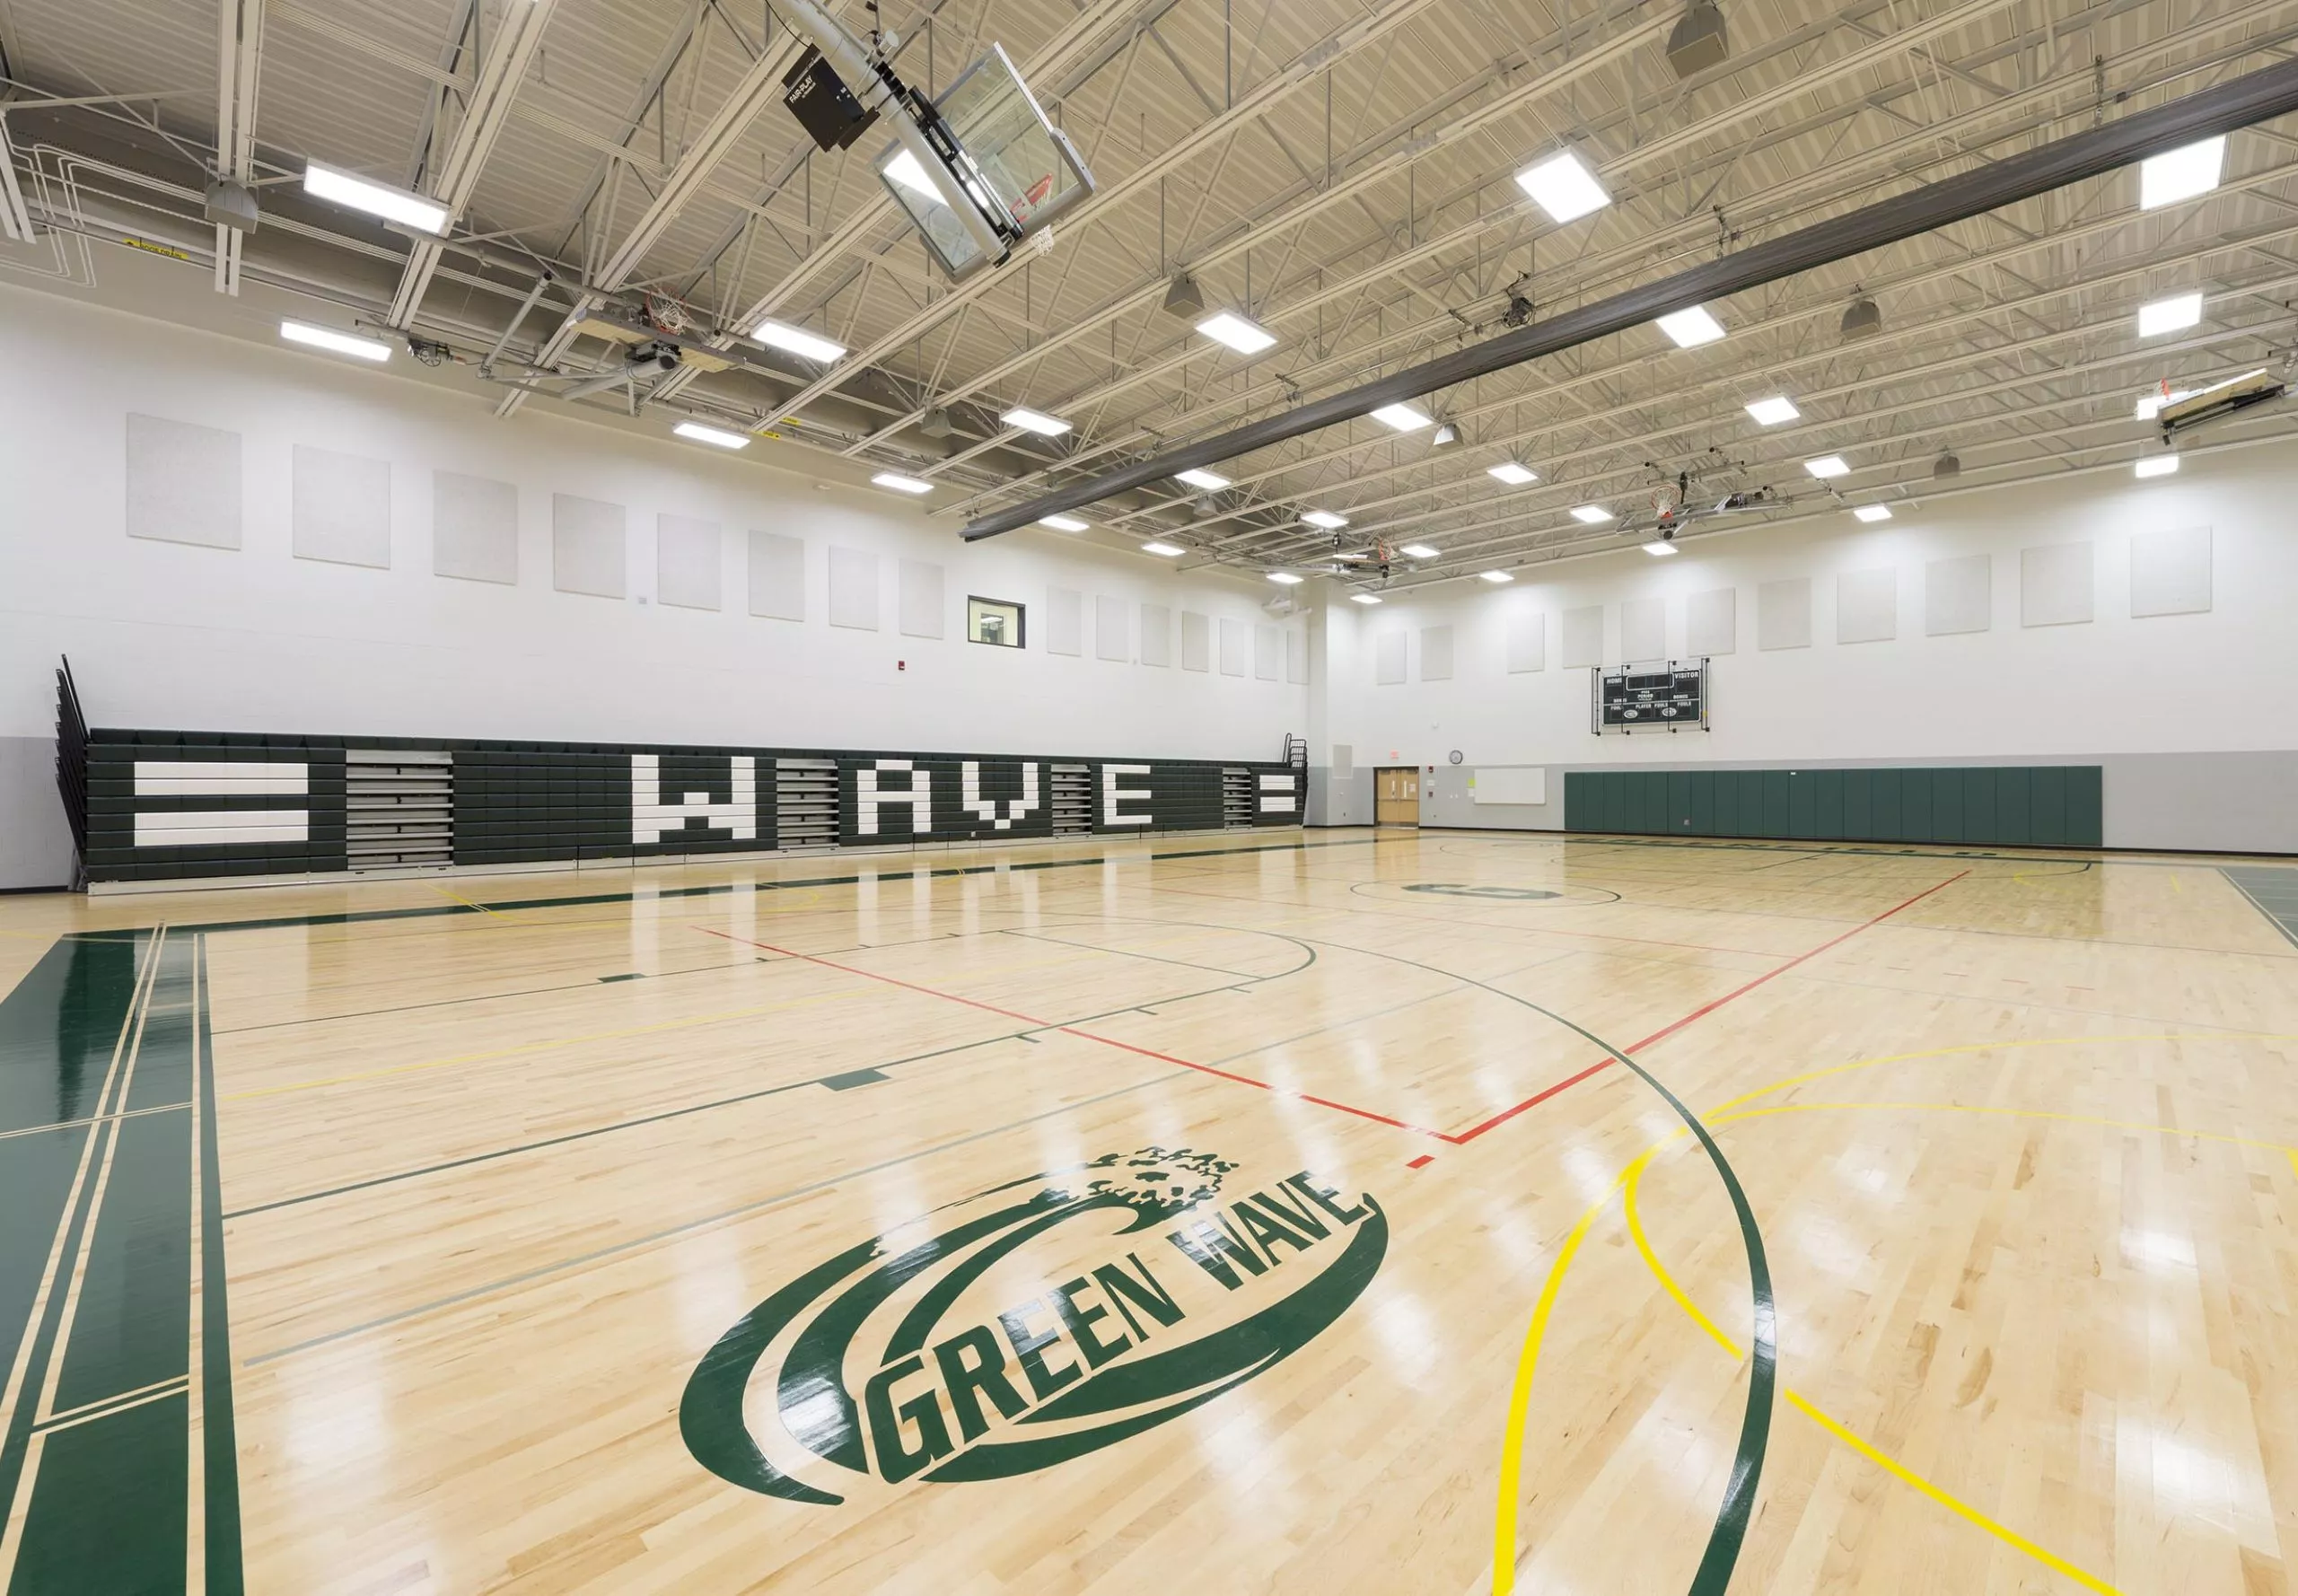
240, 1072, 1189, 1368
998, 927, 1267, 979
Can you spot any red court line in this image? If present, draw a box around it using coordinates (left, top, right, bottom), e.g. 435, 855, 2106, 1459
1441, 868, 1973, 1145
691, 925, 1450, 1140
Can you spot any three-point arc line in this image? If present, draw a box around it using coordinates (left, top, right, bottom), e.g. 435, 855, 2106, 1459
692, 866, 1967, 1160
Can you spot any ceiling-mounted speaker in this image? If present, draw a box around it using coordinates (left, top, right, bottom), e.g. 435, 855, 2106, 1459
1431, 421, 1461, 448
1933, 450, 1961, 478
920, 408, 954, 439
204, 179, 259, 232
1841, 295, 1882, 340
1666, 0, 1730, 79
1162, 273, 1205, 319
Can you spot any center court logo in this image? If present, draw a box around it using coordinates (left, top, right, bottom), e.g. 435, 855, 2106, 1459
680, 1147, 1387, 1503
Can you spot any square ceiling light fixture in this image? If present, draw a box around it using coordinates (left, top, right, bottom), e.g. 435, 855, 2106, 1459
1641, 539, 1680, 557
2135, 454, 2180, 478
749, 319, 846, 364
2140, 136, 2226, 210
1001, 406, 1071, 437
1349, 592, 1382, 605
1267, 572, 1304, 585
1196, 311, 1277, 354
1804, 454, 1850, 478
2137, 292, 2203, 338
1142, 540, 1186, 557
1371, 402, 1434, 433
1744, 395, 1800, 425
1039, 514, 1089, 531
1478, 569, 1514, 583
1399, 543, 1440, 560
1852, 504, 1892, 522
1570, 504, 1612, 523
1175, 467, 1231, 490
302, 162, 450, 234
279, 320, 392, 363
1301, 510, 1349, 530
1487, 461, 1539, 485
1656, 305, 1726, 347
1513, 150, 1610, 224
672, 420, 750, 450
872, 471, 934, 495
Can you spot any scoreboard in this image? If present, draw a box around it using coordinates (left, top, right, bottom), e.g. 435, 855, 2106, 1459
1594, 659, 1709, 733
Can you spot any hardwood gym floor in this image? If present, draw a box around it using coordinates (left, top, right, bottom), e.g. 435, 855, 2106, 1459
2, 827, 2295, 1594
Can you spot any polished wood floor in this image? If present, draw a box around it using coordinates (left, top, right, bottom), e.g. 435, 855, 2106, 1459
4, 828, 2297, 1594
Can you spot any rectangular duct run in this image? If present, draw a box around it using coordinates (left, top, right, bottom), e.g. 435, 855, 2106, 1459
776, 758, 838, 850
1050, 765, 1093, 835
1222, 768, 1255, 829
346, 750, 452, 869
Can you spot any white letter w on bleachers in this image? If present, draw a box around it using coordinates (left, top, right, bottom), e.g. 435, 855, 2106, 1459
632, 754, 756, 843
961, 762, 1039, 830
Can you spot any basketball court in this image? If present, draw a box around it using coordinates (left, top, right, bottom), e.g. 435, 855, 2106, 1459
8, 0, 2298, 1590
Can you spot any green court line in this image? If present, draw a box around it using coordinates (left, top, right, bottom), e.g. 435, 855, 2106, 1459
239, 1074, 1193, 1369
2222, 866, 2298, 950
224, 930, 1322, 1219
195, 937, 245, 1595
113, 833, 1395, 942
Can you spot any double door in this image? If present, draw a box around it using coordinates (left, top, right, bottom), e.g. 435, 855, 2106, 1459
1375, 767, 1420, 826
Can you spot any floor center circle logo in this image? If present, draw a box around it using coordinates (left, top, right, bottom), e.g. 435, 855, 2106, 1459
1401, 882, 1564, 900
680, 1146, 1387, 1504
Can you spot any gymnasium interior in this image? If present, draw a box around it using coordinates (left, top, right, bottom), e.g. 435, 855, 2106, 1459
4, 0, 2297, 1590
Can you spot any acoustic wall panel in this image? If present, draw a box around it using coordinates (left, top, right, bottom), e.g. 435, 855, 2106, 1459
292, 444, 390, 568
1286, 630, 1308, 685
1255, 623, 1281, 681
899, 559, 944, 638
2130, 525, 2211, 618
1097, 595, 1130, 662
747, 531, 805, 620
1837, 568, 1897, 644
127, 413, 240, 549
552, 494, 626, 599
1331, 744, 1355, 780
1758, 578, 1811, 650
1180, 610, 1209, 671
434, 470, 518, 584
1047, 587, 1083, 655
1562, 606, 1602, 669
1620, 598, 1665, 663
2022, 542, 2093, 627
1419, 625, 1453, 681
1220, 618, 1249, 677
1686, 587, 1735, 655
1506, 612, 1546, 673
1925, 554, 1989, 636
1475, 767, 1547, 805
1374, 631, 1407, 686
828, 546, 880, 630
1141, 603, 1172, 667
657, 514, 722, 611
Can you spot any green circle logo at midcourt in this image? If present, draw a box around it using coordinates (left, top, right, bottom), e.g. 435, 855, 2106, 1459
680, 1147, 1388, 1504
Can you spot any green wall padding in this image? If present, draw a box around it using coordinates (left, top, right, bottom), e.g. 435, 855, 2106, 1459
1563, 766, 2103, 848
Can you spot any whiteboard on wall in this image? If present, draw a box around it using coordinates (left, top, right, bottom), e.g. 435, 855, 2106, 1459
1473, 767, 1548, 806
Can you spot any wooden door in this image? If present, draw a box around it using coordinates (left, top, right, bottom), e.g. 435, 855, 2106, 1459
1375, 767, 1420, 826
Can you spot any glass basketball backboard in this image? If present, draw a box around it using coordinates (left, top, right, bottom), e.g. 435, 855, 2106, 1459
875, 43, 1096, 280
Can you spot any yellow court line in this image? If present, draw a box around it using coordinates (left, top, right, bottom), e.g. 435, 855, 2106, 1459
1706, 1030, 2298, 1118
1622, 1148, 2120, 1593
1488, 1142, 1673, 1596
429, 883, 504, 921
1488, 1027, 2298, 1593
1715, 1099, 2298, 1160
224, 987, 872, 1101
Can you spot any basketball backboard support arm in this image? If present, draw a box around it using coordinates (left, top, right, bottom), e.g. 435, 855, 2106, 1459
769, 0, 1013, 268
